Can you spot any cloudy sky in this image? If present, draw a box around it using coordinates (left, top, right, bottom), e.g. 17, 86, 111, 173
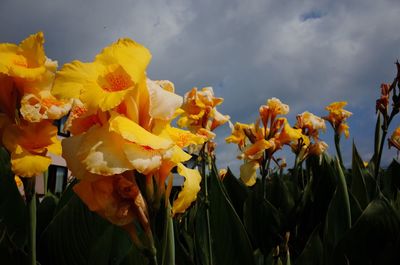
1, 0, 400, 171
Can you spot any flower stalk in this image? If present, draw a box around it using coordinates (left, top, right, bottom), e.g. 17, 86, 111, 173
200, 143, 214, 265
23, 177, 37, 265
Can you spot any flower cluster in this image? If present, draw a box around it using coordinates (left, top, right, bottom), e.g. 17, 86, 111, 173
0, 32, 71, 177
323, 101, 352, 138
51, 38, 205, 242
226, 98, 304, 186
389, 126, 400, 151
178, 87, 230, 153
294, 111, 328, 160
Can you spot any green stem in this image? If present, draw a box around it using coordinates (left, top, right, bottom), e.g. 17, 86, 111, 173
24, 177, 36, 265
375, 112, 395, 180
293, 154, 300, 187
161, 203, 175, 265
261, 155, 272, 199
334, 133, 344, 168
201, 144, 213, 265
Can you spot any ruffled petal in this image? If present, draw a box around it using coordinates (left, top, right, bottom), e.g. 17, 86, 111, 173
109, 115, 172, 149
172, 163, 201, 215
78, 125, 132, 176
240, 161, 258, 186
11, 151, 51, 177
95, 38, 151, 83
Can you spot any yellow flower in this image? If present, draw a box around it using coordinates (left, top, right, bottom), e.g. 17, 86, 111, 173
54, 38, 203, 224
388, 126, 400, 150
225, 122, 253, 149
259, 97, 289, 129
52, 38, 151, 113
323, 101, 352, 138
308, 141, 329, 156
178, 86, 230, 134
0, 32, 71, 122
0, 32, 47, 80
295, 111, 326, 139
2, 120, 61, 177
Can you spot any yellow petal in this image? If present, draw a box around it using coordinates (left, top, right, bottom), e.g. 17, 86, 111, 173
62, 133, 98, 180
3, 121, 58, 154
11, 151, 51, 177
240, 161, 258, 186
0, 43, 19, 74
164, 145, 192, 164
123, 143, 162, 174
172, 163, 201, 215
160, 125, 206, 148
80, 79, 132, 112
109, 115, 172, 149
78, 125, 132, 176
95, 38, 151, 83
52, 61, 99, 100
147, 79, 182, 120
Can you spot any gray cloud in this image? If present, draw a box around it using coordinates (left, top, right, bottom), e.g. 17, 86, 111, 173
1, 0, 399, 169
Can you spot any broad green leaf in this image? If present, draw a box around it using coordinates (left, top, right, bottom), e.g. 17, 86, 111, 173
36, 194, 58, 239
194, 162, 256, 265
296, 225, 323, 265
39, 194, 134, 265
0, 222, 28, 265
323, 158, 351, 265
0, 147, 27, 248
222, 168, 249, 219
351, 143, 369, 209
334, 195, 400, 265
244, 181, 281, 255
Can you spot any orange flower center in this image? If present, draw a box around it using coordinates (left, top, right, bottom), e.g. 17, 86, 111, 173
101, 65, 134, 92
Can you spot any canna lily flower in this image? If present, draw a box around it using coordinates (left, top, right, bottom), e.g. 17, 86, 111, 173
52, 38, 152, 114
0, 32, 71, 122
259, 97, 289, 130
388, 126, 400, 151
323, 101, 352, 138
270, 119, 306, 154
294, 111, 328, 158
0, 32, 47, 80
308, 141, 329, 156
376, 83, 391, 116
2, 120, 61, 177
225, 122, 253, 149
178, 87, 230, 137
52, 37, 204, 225
295, 111, 326, 140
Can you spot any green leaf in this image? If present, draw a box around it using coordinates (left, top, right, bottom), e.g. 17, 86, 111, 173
382, 160, 400, 199
194, 162, 256, 265
0, 147, 27, 248
36, 194, 58, 239
39, 193, 134, 265
295, 225, 323, 265
266, 173, 295, 218
244, 181, 281, 255
0, 222, 28, 265
351, 142, 369, 209
334, 195, 400, 265
222, 168, 249, 219
323, 158, 351, 264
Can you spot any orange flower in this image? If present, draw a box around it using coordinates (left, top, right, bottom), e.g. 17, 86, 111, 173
388, 126, 400, 150
323, 101, 352, 138
178, 87, 230, 138
2, 120, 61, 177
